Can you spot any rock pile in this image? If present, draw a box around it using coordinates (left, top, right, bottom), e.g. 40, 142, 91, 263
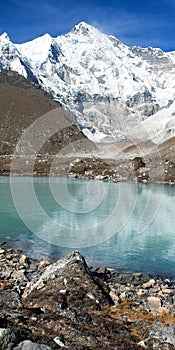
107, 271, 175, 314
0, 244, 175, 349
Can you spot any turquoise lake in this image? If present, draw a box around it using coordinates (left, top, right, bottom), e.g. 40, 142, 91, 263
1, 176, 175, 276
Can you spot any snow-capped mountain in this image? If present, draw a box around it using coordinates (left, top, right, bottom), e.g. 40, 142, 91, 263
1, 21, 175, 144
0, 32, 38, 83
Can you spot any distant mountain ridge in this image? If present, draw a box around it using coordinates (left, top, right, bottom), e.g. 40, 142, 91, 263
1, 22, 175, 144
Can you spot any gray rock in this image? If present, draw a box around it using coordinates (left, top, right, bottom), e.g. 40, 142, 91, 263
142, 279, 156, 289
140, 322, 175, 349
23, 251, 89, 298
147, 338, 175, 349
19, 255, 29, 266
149, 323, 175, 346
147, 296, 162, 313
0, 328, 16, 350
14, 340, 53, 350
22, 251, 112, 312
161, 288, 174, 295
11, 269, 28, 282
0, 268, 13, 279
0, 290, 23, 310
137, 288, 149, 297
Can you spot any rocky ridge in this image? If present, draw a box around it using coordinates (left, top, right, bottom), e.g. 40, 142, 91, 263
1, 243, 175, 349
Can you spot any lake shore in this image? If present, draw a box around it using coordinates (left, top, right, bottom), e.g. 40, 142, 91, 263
1, 153, 175, 185
1, 242, 175, 349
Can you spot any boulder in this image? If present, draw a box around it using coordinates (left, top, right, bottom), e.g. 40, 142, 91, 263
143, 279, 156, 289
0, 290, 23, 310
14, 340, 53, 350
147, 296, 162, 313
133, 157, 146, 171
22, 251, 112, 312
0, 328, 16, 350
140, 322, 175, 349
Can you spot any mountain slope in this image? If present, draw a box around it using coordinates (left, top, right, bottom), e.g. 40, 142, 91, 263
0, 70, 96, 162
0, 22, 175, 144
1, 71, 175, 183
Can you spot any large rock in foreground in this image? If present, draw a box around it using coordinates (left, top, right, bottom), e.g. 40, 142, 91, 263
22, 251, 112, 312
2, 246, 175, 349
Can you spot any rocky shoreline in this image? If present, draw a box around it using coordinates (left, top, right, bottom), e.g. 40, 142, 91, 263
1, 153, 175, 185
1, 243, 175, 349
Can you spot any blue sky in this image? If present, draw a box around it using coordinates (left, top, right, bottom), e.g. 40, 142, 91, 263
0, 0, 175, 51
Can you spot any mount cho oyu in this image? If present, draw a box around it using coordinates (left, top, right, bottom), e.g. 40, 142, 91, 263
0, 22, 175, 145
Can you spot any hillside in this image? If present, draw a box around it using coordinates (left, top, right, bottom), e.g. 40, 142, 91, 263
0, 70, 97, 175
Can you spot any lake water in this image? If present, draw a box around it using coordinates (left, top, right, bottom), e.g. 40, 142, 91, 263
1, 176, 175, 277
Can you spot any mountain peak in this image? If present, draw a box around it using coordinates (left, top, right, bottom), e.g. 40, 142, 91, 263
71, 21, 96, 35
0, 32, 11, 42
40, 32, 53, 41
76, 21, 92, 28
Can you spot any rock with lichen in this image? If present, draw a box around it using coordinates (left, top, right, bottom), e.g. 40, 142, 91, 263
22, 251, 112, 312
